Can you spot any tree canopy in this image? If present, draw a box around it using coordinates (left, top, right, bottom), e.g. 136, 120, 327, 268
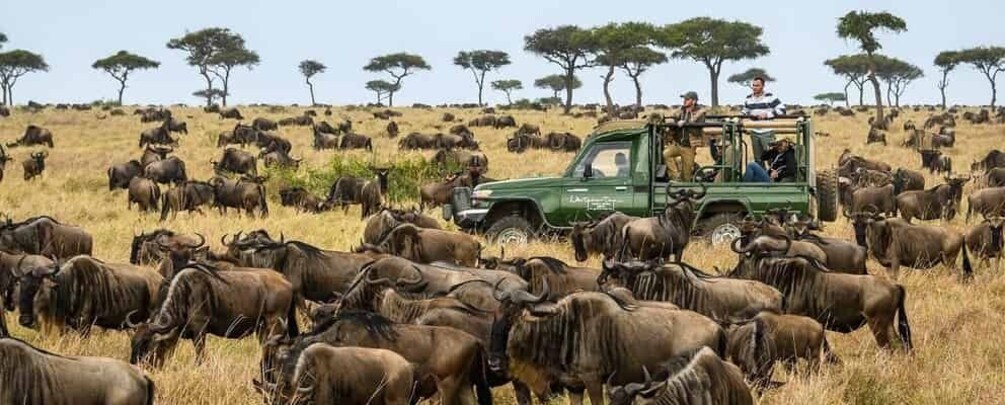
873, 55, 922, 107
454, 50, 510, 106
726, 68, 775, 88
813, 92, 847, 105
92, 50, 160, 104
524, 25, 596, 113
534, 74, 581, 99
490, 79, 522, 104
0, 49, 49, 105
658, 18, 770, 106
934, 50, 961, 109
363, 52, 430, 106
167, 27, 259, 106
299, 59, 326, 106
836, 11, 907, 120
824, 54, 871, 106
365, 80, 400, 105
591, 22, 658, 113
956, 46, 1005, 107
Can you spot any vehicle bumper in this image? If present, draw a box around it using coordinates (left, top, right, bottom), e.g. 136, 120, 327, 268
454, 208, 488, 229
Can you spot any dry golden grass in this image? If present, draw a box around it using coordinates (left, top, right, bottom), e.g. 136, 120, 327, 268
1, 104, 1004, 404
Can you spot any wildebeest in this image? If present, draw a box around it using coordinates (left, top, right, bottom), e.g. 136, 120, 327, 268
852, 212, 972, 279
0, 336, 156, 405
138, 122, 177, 148
312, 125, 339, 150
278, 115, 314, 127
723, 311, 837, 386
340, 132, 374, 151
599, 260, 783, 321
143, 156, 187, 185
17, 255, 163, 334
208, 176, 269, 217
570, 212, 639, 261
278, 186, 328, 213
159, 181, 216, 221
891, 167, 926, 194
162, 117, 188, 134
219, 107, 244, 120
107, 160, 144, 190
973, 167, 1005, 189
313, 121, 338, 135
619, 186, 706, 261
362, 207, 441, 245
128, 229, 202, 266
494, 115, 517, 128
728, 255, 912, 350
919, 149, 952, 174
139, 145, 173, 167
252, 117, 278, 131
432, 149, 489, 172
607, 347, 754, 405
972, 149, 1005, 171
386, 120, 399, 138
0, 252, 52, 314
260, 144, 303, 169
398, 132, 439, 150
0, 216, 93, 259
866, 127, 887, 145
326, 167, 389, 218
21, 151, 48, 181
967, 187, 1005, 221
895, 176, 967, 222
254, 131, 292, 155
6, 125, 54, 148
373, 223, 481, 266
436, 133, 479, 150
0, 145, 11, 182
467, 115, 496, 127
138, 107, 171, 122
212, 147, 258, 176
130, 262, 298, 366
966, 215, 1005, 266
127, 176, 161, 212
849, 184, 897, 217
490, 290, 726, 405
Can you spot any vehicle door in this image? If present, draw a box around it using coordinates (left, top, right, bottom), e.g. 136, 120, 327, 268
559, 140, 639, 223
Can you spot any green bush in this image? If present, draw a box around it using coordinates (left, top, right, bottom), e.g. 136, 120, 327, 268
265, 154, 445, 204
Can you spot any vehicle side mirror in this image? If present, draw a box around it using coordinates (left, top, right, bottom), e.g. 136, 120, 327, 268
583, 163, 593, 179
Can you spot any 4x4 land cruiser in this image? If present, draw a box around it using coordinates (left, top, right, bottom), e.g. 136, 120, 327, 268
445, 116, 839, 245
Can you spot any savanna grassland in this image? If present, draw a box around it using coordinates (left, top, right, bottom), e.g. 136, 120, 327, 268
1, 104, 1005, 405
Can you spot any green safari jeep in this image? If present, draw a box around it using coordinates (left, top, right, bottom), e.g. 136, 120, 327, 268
446, 116, 839, 245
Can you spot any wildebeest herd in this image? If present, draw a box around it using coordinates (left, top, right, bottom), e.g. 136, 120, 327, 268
2, 103, 1005, 404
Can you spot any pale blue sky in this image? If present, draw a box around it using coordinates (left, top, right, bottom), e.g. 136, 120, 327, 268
1, 0, 1002, 106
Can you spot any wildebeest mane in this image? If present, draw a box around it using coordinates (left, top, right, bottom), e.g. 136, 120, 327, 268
0, 337, 67, 403
310, 309, 399, 342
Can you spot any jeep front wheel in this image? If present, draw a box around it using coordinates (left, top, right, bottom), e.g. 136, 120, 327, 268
486, 215, 535, 245
697, 213, 743, 246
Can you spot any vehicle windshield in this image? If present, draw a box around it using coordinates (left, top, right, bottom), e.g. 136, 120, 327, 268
570, 141, 632, 178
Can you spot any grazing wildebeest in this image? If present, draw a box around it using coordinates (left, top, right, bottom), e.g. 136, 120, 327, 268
278, 186, 329, 213
0, 336, 156, 405
278, 115, 314, 127
373, 224, 481, 266
252, 117, 278, 131
212, 147, 258, 176
723, 311, 837, 387
138, 121, 177, 148
159, 180, 216, 221
107, 160, 144, 190
7, 125, 54, 148
129, 262, 298, 367
143, 156, 187, 185
967, 187, 1005, 221
386, 120, 400, 138
362, 207, 441, 245
570, 212, 639, 262
607, 347, 754, 405
850, 211, 973, 279
208, 176, 269, 217
127, 176, 161, 212
21, 151, 48, 181
340, 132, 373, 151
139, 107, 171, 122
494, 115, 517, 128
260, 145, 303, 169
436, 133, 479, 150
398, 132, 439, 150
326, 167, 389, 218
128, 229, 202, 266
432, 149, 490, 172
17, 255, 163, 334
312, 125, 339, 150
0, 216, 93, 260
162, 117, 187, 134
219, 107, 244, 120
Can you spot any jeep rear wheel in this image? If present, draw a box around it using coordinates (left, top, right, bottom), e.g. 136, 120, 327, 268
486, 215, 535, 245
816, 169, 839, 222
697, 213, 743, 246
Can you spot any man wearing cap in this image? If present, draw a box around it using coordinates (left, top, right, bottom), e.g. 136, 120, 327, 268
743, 137, 797, 183
662, 91, 706, 181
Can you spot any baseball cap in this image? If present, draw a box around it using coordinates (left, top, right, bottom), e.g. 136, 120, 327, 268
679, 91, 698, 101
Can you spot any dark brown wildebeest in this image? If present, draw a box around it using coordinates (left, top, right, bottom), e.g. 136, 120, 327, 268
107, 160, 144, 190
544, 132, 582, 152
974, 167, 1005, 189
851, 211, 972, 279
418, 172, 466, 210
130, 262, 298, 366
599, 260, 783, 321
326, 167, 389, 218
278, 186, 329, 213
570, 212, 640, 261
212, 147, 258, 176
217, 124, 256, 148
137, 121, 176, 148
219, 107, 244, 120
0, 336, 156, 405
723, 311, 837, 387
162, 117, 188, 134
362, 207, 441, 245
849, 184, 897, 217
21, 151, 48, 181
259, 145, 303, 169
866, 127, 887, 145
209, 175, 269, 217
436, 133, 479, 150
837, 151, 892, 178
966, 215, 1005, 266
967, 187, 1005, 221
140, 145, 173, 167
270, 310, 492, 405
0, 216, 93, 260
139, 107, 171, 122
442, 112, 456, 122
252, 117, 278, 131
17, 255, 163, 334
516, 123, 541, 136
330, 273, 471, 323
6, 125, 54, 148
467, 115, 496, 127
505, 133, 549, 153
728, 255, 912, 350
0, 252, 52, 312
782, 217, 868, 274
619, 186, 706, 261
143, 156, 187, 185
972, 149, 1005, 171
256, 341, 415, 405
0, 145, 11, 182
254, 131, 292, 155
494, 115, 517, 128
386, 120, 399, 138
128, 229, 202, 266
339, 132, 373, 151
159, 180, 215, 221
432, 149, 489, 172
892, 167, 926, 194
398, 132, 439, 150
494, 256, 601, 300
312, 125, 339, 150
127, 176, 161, 212
313, 120, 338, 135
0, 105, 10, 118
919, 149, 952, 174
896, 176, 967, 222
374, 223, 481, 266
278, 115, 314, 127
490, 290, 727, 405
607, 347, 754, 405
449, 124, 473, 137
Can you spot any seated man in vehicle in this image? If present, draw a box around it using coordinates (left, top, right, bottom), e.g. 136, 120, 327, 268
743, 138, 797, 183
614, 152, 630, 177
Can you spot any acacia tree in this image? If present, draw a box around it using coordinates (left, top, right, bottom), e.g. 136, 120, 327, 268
824, 54, 871, 106
813, 92, 847, 106
299, 60, 326, 106
454, 50, 510, 106
874, 56, 922, 107
535, 74, 580, 99
167, 27, 258, 107
193, 89, 226, 103
836, 11, 907, 121
727, 68, 775, 88
957, 46, 1005, 107
524, 25, 596, 114
591, 22, 657, 114
363, 53, 430, 107
0, 50, 48, 106
91, 51, 160, 105
365, 80, 399, 105
619, 46, 667, 108
491, 79, 522, 104
658, 18, 769, 107
934, 51, 960, 109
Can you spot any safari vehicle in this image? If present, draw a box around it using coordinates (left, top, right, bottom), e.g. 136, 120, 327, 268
446, 116, 839, 244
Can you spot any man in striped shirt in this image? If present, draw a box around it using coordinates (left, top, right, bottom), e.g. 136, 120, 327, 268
741, 77, 785, 119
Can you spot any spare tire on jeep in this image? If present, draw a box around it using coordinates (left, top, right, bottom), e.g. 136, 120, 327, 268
816, 169, 839, 222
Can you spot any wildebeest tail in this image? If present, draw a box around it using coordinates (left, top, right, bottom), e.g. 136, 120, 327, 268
159, 193, 170, 221
365, 138, 373, 151
107, 167, 115, 191
961, 237, 973, 280
822, 336, 840, 364
471, 348, 493, 405
286, 296, 300, 338
259, 184, 269, 217
896, 285, 912, 351
144, 375, 156, 405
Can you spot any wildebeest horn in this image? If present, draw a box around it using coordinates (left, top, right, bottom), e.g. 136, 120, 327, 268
186, 233, 206, 248
151, 313, 173, 333
220, 234, 229, 247
511, 279, 549, 305
280, 232, 285, 243
491, 278, 511, 302
124, 310, 144, 328
731, 238, 752, 254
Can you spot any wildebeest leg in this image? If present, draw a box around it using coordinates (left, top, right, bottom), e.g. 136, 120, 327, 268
436, 376, 463, 405
583, 377, 605, 405
513, 382, 533, 405
887, 257, 901, 279
866, 313, 895, 349
565, 386, 585, 405
193, 333, 209, 364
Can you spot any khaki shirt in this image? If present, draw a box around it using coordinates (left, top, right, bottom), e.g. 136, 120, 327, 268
665, 106, 706, 147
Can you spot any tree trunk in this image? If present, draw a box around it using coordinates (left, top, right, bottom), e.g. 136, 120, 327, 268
842, 80, 852, 108
632, 75, 643, 108
563, 69, 575, 115
307, 79, 316, 106
603, 65, 615, 116
989, 73, 998, 107
857, 84, 864, 106
505, 91, 513, 105
885, 81, 893, 108
388, 91, 394, 107
709, 69, 720, 107
201, 70, 214, 107
476, 71, 486, 107
869, 73, 884, 121
221, 69, 231, 107
939, 71, 949, 110
117, 80, 126, 105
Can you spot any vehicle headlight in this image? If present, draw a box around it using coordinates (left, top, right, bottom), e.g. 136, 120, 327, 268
472, 189, 493, 199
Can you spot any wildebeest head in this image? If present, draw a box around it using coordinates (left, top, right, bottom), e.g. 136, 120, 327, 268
16, 259, 59, 328
29, 151, 47, 165
487, 279, 550, 372
843, 206, 878, 248
129, 322, 180, 367
130, 229, 175, 265
985, 215, 1005, 252
155, 233, 206, 279
570, 221, 598, 262
607, 366, 659, 405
